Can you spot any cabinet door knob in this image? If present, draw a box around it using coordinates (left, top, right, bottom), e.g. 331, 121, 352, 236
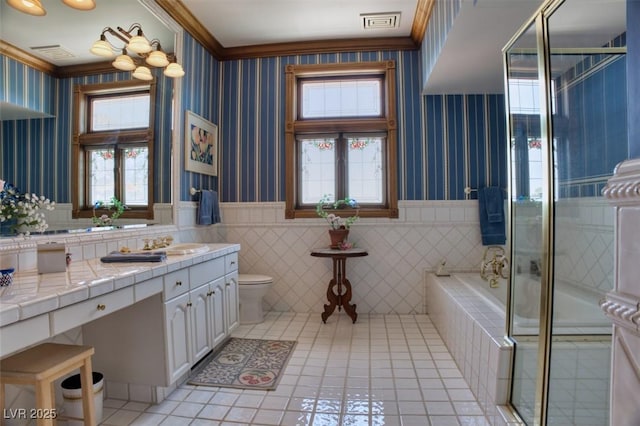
226, 282, 230, 287
230, 261, 236, 265
176, 281, 182, 286
187, 302, 192, 307
97, 304, 106, 311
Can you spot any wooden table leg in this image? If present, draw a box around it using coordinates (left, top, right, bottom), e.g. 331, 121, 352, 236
341, 277, 358, 323
321, 278, 338, 323
321, 257, 358, 323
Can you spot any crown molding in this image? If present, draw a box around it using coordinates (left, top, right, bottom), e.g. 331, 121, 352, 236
223, 37, 417, 61
156, 0, 428, 61
0, 40, 56, 76
411, 0, 434, 45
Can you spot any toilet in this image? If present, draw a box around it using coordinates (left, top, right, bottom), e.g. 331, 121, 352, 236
238, 274, 273, 324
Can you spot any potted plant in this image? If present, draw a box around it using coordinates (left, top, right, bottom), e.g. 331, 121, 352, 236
316, 195, 359, 249
92, 197, 126, 227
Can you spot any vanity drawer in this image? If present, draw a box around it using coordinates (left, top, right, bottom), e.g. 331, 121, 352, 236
190, 257, 225, 289
51, 287, 134, 335
225, 253, 238, 274
0, 314, 50, 358
163, 268, 189, 301
135, 276, 163, 302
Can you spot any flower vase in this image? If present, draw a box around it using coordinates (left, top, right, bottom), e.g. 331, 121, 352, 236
328, 228, 349, 249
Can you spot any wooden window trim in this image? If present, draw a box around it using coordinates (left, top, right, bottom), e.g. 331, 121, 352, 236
71, 80, 156, 220
284, 61, 398, 219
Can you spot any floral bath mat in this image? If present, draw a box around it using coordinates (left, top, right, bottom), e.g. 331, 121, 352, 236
188, 338, 297, 390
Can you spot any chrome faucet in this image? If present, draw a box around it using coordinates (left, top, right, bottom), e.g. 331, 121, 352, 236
480, 246, 509, 288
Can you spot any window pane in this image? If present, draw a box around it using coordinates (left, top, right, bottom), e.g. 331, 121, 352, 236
300, 138, 336, 204
347, 137, 384, 203
91, 94, 150, 131
123, 147, 149, 206
302, 79, 381, 118
90, 149, 115, 204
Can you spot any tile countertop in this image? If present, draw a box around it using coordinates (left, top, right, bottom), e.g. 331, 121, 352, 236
0, 243, 240, 328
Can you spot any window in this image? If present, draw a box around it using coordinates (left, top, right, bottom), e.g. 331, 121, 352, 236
72, 80, 156, 220
285, 62, 398, 219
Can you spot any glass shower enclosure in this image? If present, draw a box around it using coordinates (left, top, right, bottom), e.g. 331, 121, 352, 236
504, 0, 627, 424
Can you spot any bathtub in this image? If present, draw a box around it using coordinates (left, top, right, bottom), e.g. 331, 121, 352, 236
453, 273, 611, 334
425, 272, 513, 424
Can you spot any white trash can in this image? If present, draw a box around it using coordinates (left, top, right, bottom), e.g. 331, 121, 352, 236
60, 372, 104, 426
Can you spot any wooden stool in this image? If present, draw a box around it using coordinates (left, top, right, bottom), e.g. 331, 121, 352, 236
0, 343, 96, 426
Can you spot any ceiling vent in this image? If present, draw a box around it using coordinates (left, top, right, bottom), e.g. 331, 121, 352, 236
360, 12, 401, 30
30, 45, 75, 61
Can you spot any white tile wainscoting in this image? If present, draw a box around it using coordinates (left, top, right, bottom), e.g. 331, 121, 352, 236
178, 200, 499, 316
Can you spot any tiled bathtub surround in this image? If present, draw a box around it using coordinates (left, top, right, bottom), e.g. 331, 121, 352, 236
425, 273, 513, 424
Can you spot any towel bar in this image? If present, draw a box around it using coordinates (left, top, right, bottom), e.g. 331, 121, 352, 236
190, 187, 201, 196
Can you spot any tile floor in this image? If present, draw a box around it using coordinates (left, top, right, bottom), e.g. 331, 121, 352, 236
99, 312, 490, 425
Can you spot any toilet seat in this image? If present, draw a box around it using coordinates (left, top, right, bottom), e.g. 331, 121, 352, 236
238, 274, 273, 285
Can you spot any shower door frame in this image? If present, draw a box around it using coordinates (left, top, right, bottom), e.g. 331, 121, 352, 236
503, 0, 624, 424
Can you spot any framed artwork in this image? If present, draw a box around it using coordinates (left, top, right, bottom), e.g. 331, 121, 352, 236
185, 110, 218, 176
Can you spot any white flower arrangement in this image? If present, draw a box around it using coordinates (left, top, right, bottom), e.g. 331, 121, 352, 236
0, 179, 55, 236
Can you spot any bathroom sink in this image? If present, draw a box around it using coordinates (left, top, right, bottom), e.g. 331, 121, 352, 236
165, 243, 209, 255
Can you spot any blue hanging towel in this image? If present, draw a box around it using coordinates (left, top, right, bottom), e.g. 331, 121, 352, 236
478, 186, 506, 245
210, 190, 221, 224
196, 190, 213, 225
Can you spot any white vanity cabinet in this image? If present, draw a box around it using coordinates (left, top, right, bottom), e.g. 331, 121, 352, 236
163, 291, 191, 383
208, 277, 226, 348
225, 271, 239, 333
82, 248, 240, 391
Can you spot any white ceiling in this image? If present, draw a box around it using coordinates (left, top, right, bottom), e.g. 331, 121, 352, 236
0, 0, 628, 94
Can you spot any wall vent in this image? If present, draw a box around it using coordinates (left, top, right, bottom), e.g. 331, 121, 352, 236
30, 45, 75, 60
360, 12, 401, 30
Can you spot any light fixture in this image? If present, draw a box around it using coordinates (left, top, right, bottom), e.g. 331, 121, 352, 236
61, 0, 95, 11
90, 23, 184, 80
7, 0, 96, 15
112, 51, 136, 71
164, 62, 185, 78
6, 0, 46, 16
146, 50, 169, 67
90, 35, 114, 57
132, 66, 153, 81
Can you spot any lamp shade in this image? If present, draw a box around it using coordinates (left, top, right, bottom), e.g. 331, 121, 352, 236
7, 0, 46, 15
112, 54, 136, 71
132, 66, 153, 81
61, 0, 95, 10
146, 50, 169, 67
127, 35, 151, 54
164, 62, 185, 78
90, 39, 114, 57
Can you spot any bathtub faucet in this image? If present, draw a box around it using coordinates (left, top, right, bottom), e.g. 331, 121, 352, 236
480, 246, 509, 288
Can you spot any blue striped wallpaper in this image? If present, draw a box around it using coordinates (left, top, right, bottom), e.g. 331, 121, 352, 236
420, 0, 462, 92
0, 56, 173, 204
2, 29, 623, 207
180, 33, 221, 200
211, 48, 507, 202
553, 33, 627, 197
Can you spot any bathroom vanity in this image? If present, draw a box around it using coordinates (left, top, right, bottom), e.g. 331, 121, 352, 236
0, 243, 240, 402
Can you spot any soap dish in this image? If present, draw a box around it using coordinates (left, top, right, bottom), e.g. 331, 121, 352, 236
0, 268, 14, 287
